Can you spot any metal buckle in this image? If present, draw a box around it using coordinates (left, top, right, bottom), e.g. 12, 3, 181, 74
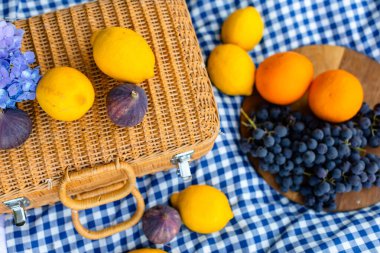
3, 197, 30, 226
171, 150, 194, 181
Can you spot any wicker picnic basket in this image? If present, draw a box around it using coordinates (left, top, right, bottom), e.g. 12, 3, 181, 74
0, 0, 219, 239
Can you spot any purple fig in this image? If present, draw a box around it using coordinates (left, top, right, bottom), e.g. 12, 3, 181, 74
0, 108, 32, 150
106, 84, 148, 127
142, 205, 182, 244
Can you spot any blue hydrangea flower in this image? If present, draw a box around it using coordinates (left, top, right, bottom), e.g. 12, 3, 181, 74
0, 21, 40, 109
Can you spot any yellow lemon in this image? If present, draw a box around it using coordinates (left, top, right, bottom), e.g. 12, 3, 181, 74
36, 67, 95, 121
221, 6, 264, 51
91, 27, 155, 83
128, 249, 167, 253
207, 44, 255, 96
170, 185, 233, 234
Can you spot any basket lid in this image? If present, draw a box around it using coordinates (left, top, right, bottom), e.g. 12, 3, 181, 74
0, 0, 218, 198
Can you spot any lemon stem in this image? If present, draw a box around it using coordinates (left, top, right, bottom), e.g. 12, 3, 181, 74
240, 108, 257, 129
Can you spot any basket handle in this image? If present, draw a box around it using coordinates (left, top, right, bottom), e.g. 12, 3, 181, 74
71, 187, 145, 240
59, 161, 136, 210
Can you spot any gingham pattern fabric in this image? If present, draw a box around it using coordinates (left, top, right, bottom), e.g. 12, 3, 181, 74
2, 0, 380, 252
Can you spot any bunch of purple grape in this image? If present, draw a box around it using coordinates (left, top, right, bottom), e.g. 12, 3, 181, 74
240, 102, 380, 211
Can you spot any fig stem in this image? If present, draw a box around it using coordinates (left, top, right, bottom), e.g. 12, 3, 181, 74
131, 90, 138, 98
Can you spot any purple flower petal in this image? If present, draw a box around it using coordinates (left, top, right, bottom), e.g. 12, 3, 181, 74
5, 99, 16, 108
7, 83, 19, 97
0, 89, 9, 104
23, 51, 35, 64
3, 25, 15, 37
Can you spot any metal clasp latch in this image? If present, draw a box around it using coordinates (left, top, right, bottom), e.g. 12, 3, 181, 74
171, 150, 194, 181
3, 197, 30, 226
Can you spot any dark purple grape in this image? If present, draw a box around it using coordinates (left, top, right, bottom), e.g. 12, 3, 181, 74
352, 183, 362, 192
316, 143, 328, 155
239, 139, 251, 154
283, 160, 294, 171
293, 175, 303, 185
294, 166, 304, 175
338, 144, 351, 158
308, 176, 322, 186
303, 151, 316, 164
260, 162, 270, 171
275, 154, 286, 165
264, 152, 275, 164
282, 177, 292, 190
359, 117, 371, 130
350, 151, 361, 162
293, 122, 305, 133
297, 142, 307, 153
268, 164, 280, 175
331, 169, 342, 179
274, 125, 288, 137
331, 126, 342, 137
315, 154, 326, 165
273, 144, 282, 154
350, 136, 362, 148
256, 108, 269, 121
263, 135, 275, 147
359, 102, 371, 114
268, 164, 280, 174
269, 107, 281, 120
340, 127, 353, 140
349, 175, 361, 186
307, 138, 318, 150
369, 136, 380, 148
368, 173, 376, 183
252, 128, 266, 140
341, 161, 351, 173
324, 136, 335, 147
262, 121, 274, 131
361, 136, 368, 146
366, 162, 379, 174
326, 161, 336, 171
256, 146, 268, 158
360, 172, 368, 183
336, 183, 346, 193
314, 167, 328, 179
362, 181, 373, 188
312, 129, 324, 141
294, 156, 303, 165
314, 182, 330, 196
281, 138, 291, 148
283, 148, 293, 159
351, 161, 365, 175
345, 183, 353, 192
326, 147, 338, 160
322, 125, 332, 136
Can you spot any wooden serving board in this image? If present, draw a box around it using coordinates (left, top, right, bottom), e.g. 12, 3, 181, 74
241, 45, 380, 211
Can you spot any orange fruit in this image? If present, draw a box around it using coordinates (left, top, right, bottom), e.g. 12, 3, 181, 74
256, 51, 314, 105
308, 69, 363, 123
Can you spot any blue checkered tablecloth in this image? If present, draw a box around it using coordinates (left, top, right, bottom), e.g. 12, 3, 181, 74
2, 0, 380, 252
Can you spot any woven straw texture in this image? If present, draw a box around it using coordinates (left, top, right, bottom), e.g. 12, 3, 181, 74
0, 0, 219, 213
